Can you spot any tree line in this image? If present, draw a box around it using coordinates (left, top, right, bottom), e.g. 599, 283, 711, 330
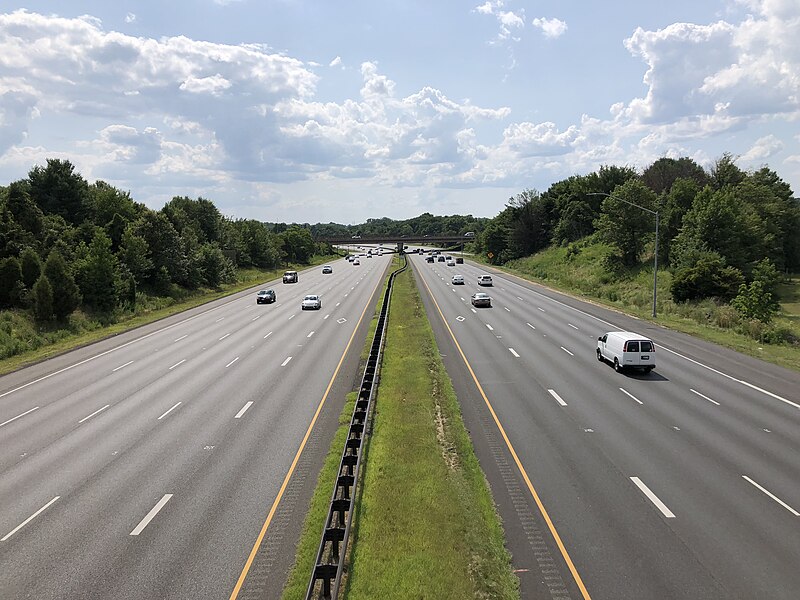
0, 159, 320, 322
473, 154, 800, 323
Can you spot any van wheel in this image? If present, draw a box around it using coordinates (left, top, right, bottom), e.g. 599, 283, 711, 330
614, 358, 622, 372
596, 349, 604, 362
643, 366, 653, 374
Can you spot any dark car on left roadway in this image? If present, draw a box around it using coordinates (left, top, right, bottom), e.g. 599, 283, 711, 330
256, 289, 276, 304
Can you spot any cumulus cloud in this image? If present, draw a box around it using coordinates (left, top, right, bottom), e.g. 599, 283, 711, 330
740, 134, 783, 161
473, 1, 525, 43
531, 17, 567, 39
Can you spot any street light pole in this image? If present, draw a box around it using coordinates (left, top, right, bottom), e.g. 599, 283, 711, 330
588, 192, 660, 318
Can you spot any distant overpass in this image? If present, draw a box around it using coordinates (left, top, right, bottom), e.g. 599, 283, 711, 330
316, 234, 472, 244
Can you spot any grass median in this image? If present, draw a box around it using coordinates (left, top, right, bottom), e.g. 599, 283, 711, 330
281, 261, 518, 599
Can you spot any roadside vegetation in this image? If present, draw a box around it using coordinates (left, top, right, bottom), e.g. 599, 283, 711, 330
468, 154, 800, 372
0, 158, 339, 373
281, 263, 517, 599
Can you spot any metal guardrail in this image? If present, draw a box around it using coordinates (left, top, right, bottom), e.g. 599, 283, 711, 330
305, 255, 408, 600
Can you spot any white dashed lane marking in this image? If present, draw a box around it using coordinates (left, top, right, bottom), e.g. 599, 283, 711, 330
630, 477, 675, 518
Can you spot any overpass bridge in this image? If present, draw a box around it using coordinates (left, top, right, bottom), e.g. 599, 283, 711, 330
316, 234, 474, 254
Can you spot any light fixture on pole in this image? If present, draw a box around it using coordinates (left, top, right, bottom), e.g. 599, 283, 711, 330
588, 192, 660, 318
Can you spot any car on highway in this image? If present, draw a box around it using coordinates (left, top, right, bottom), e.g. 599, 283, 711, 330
353, 258, 360, 265
455, 257, 464, 264
597, 331, 655, 373
256, 289, 276, 304
478, 275, 493, 286
471, 292, 491, 307
426, 256, 434, 263
283, 270, 298, 283
446, 258, 455, 266
301, 294, 322, 310
452, 275, 464, 285
437, 256, 445, 262
322, 265, 333, 274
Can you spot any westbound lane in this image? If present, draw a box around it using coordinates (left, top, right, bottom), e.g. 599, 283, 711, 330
0, 254, 391, 600
411, 253, 800, 599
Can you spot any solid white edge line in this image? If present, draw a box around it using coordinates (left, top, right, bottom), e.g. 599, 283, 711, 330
509, 348, 520, 357
548, 389, 568, 406
620, 387, 643, 404
561, 346, 574, 356
1, 496, 60, 541
158, 402, 182, 420
630, 477, 675, 518
742, 475, 800, 516
168, 359, 186, 371
281, 356, 292, 367
130, 494, 173, 536
0, 406, 40, 428
225, 357, 239, 368
690, 389, 721, 406
234, 401, 254, 419
112, 360, 134, 372
78, 404, 110, 424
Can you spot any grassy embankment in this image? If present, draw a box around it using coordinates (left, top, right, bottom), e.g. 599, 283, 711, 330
281, 263, 518, 599
492, 239, 800, 372
0, 255, 339, 376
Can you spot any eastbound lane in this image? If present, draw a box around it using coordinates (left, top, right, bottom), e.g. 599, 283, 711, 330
0, 254, 391, 600
412, 253, 800, 599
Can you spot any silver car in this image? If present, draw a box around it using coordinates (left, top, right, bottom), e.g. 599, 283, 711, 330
301, 294, 322, 310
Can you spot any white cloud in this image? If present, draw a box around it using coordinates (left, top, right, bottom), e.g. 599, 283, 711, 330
473, 1, 524, 43
740, 134, 783, 161
329, 56, 342, 68
531, 17, 567, 39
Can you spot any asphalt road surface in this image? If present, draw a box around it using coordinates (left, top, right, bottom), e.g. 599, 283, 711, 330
411, 251, 800, 600
0, 253, 390, 600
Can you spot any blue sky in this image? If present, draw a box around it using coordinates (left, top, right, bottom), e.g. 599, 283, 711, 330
1, 1, 798, 224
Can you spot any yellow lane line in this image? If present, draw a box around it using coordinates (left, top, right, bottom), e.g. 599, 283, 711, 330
229, 273, 386, 599
416, 267, 592, 600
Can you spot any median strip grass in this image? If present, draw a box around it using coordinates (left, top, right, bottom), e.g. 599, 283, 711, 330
282, 263, 518, 599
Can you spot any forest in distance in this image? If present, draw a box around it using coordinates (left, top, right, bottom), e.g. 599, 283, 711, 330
1, 152, 799, 362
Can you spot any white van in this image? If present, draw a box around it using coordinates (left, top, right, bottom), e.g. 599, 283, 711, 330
596, 331, 655, 373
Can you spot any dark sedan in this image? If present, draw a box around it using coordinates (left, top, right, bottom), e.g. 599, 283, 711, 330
471, 292, 491, 308
256, 289, 276, 304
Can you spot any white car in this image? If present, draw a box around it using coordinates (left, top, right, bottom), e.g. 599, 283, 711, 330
451, 275, 464, 285
301, 294, 322, 310
478, 275, 493, 286
353, 258, 360, 265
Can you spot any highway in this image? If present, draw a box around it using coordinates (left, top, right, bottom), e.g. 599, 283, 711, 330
410, 251, 800, 600
0, 253, 391, 600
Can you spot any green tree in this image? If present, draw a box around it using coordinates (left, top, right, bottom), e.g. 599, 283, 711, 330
710, 153, 745, 190
594, 180, 657, 267
658, 178, 701, 267
44, 249, 81, 320
6, 180, 44, 236
197, 243, 234, 287
32, 274, 54, 321
76, 231, 119, 313
19, 246, 42, 290
131, 212, 188, 286
87, 181, 140, 226
731, 280, 778, 323
0, 256, 24, 308
118, 226, 153, 285
280, 226, 315, 263
28, 159, 90, 225
670, 250, 743, 302
641, 157, 708, 195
